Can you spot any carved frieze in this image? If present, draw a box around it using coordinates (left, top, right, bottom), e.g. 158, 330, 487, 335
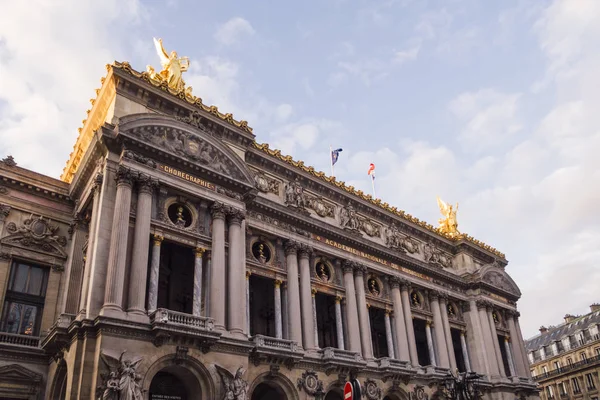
364, 378, 382, 400
0, 186, 8, 195
385, 224, 421, 255
0, 204, 10, 221
126, 125, 243, 180
1, 216, 68, 257
249, 211, 310, 238
423, 241, 452, 269
122, 149, 157, 168
284, 178, 306, 211
409, 385, 429, 400
305, 194, 336, 218
254, 171, 280, 195
483, 271, 515, 294
297, 370, 324, 396
360, 218, 381, 238
339, 203, 360, 232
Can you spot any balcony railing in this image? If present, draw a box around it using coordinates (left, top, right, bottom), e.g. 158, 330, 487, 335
534, 354, 600, 381
253, 335, 300, 353
150, 308, 215, 331
0, 332, 40, 347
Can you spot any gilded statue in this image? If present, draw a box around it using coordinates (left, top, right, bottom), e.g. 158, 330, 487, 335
149, 38, 190, 92
436, 197, 460, 237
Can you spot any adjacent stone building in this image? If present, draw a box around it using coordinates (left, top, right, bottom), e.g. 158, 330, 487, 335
0, 59, 538, 399
525, 305, 600, 400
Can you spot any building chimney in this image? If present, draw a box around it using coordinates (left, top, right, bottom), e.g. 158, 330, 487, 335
564, 314, 576, 324
539, 326, 548, 334
591, 303, 600, 313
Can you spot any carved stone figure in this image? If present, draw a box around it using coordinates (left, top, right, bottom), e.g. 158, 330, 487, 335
483, 271, 513, 293
98, 351, 143, 400
216, 365, 248, 400
151, 38, 190, 92
368, 278, 380, 296
254, 172, 280, 195
284, 179, 305, 209
1, 155, 16, 167
306, 195, 335, 218
175, 206, 186, 227
401, 236, 421, 254
340, 203, 360, 231
423, 241, 451, 269
1, 216, 67, 257
360, 218, 381, 237
411, 292, 422, 307
437, 196, 460, 237
316, 262, 330, 282
385, 223, 403, 250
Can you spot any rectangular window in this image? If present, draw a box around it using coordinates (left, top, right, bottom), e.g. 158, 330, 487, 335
559, 382, 567, 396
553, 361, 561, 371
567, 357, 573, 366
542, 365, 548, 374
581, 352, 588, 361
546, 385, 554, 399
586, 373, 596, 390
572, 377, 581, 393
595, 347, 600, 357
0, 261, 48, 336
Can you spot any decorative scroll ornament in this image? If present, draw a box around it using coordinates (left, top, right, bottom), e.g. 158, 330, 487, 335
216, 365, 249, 400
437, 196, 460, 237
360, 217, 381, 237
364, 378, 382, 400
148, 37, 190, 93
306, 195, 335, 218
339, 203, 360, 232
297, 370, 324, 396
284, 179, 306, 210
423, 241, 452, 269
254, 171, 279, 195
98, 351, 143, 400
2, 216, 67, 257
409, 385, 429, 400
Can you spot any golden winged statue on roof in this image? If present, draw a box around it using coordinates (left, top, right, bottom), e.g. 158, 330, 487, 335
437, 196, 460, 237
147, 37, 190, 92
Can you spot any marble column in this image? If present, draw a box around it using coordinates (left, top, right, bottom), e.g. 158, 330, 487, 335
284, 241, 303, 346
390, 313, 399, 360
204, 252, 212, 317
312, 288, 319, 348
487, 307, 506, 376
63, 215, 87, 315
504, 336, 516, 377
430, 291, 450, 368
425, 320, 437, 366
246, 271, 251, 335
477, 301, 500, 375
465, 300, 491, 376
440, 295, 457, 370
514, 313, 532, 378
147, 235, 163, 313
341, 261, 361, 354
209, 203, 226, 330
127, 175, 154, 318
192, 248, 205, 317
282, 283, 289, 340
101, 167, 135, 317
460, 330, 472, 372
389, 277, 410, 362
335, 296, 345, 350
226, 208, 245, 335
384, 309, 395, 359
354, 264, 373, 360
507, 311, 526, 377
400, 280, 419, 365
274, 279, 282, 339
298, 246, 315, 349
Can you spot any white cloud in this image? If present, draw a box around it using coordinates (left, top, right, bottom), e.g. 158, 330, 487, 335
393, 44, 420, 65
214, 17, 255, 46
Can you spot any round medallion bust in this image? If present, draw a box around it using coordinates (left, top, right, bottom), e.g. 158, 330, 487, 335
167, 203, 193, 228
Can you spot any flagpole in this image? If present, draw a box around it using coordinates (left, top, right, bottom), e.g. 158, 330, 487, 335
329, 145, 334, 178
371, 175, 376, 198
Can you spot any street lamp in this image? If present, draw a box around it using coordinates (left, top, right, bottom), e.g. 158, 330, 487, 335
441, 370, 483, 400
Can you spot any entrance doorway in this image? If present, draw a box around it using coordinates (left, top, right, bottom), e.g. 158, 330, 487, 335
149, 371, 189, 400
251, 382, 287, 400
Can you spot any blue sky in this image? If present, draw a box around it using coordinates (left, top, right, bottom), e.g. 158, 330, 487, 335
1, 0, 599, 337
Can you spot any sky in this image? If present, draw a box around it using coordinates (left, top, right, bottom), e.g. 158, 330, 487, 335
0, 0, 599, 338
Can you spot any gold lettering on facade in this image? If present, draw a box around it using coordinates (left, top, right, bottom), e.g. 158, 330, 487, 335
158, 164, 216, 190
489, 292, 508, 303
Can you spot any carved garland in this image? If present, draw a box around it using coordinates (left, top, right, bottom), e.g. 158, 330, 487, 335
2, 216, 68, 258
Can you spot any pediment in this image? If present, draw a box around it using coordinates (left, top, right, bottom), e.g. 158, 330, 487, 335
1, 217, 68, 258
481, 266, 521, 297
0, 363, 42, 383
116, 113, 255, 187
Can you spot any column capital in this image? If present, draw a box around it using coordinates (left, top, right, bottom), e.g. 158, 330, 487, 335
384, 308, 391, 316
115, 165, 136, 187
210, 202, 227, 220
284, 240, 299, 256
298, 244, 313, 259
274, 279, 282, 288
152, 234, 164, 246
476, 299, 489, 310
439, 292, 449, 302
399, 278, 412, 291
194, 247, 206, 257
429, 289, 442, 301
92, 172, 104, 193
341, 260, 355, 274
505, 309, 517, 318
426, 319, 433, 327
460, 329, 466, 336
353, 263, 367, 276
514, 311, 521, 318
311, 288, 317, 297
245, 270, 251, 280
335, 295, 343, 304
505, 335, 511, 342
136, 173, 158, 194
388, 275, 401, 289
227, 208, 246, 225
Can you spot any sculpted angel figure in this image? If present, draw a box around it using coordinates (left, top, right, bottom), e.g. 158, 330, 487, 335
436, 197, 459, 236
99, 350, 143, 400
151, 37, 190, 92
216, 366, 249, 400
340, 203, 359, 230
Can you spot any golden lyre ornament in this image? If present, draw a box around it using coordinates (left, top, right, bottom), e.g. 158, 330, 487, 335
436, 196, 460, 237
148, 38, 190, 93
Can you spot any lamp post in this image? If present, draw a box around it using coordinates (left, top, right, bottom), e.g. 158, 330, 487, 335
441, 370, 483, 400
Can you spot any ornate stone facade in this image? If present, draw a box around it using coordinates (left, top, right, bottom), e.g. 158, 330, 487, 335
0, 61, 538, 400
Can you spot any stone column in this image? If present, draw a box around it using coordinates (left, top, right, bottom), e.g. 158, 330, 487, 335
335, 296, 345, 350
389, 277, 410, 362
226, 208, 245, 335
341, 261, 361, 354
440, 295, 457, 370
298, 246, 315, 349
274, 279, 282, 339
246, 271, 251, 334
284, 241, 303, 346
464, 300, 491, 376
282, 283, 289, 340
127, 175, 155, 318
430, 291, 450, 368
192, 248, 205, 317
504, 336, 516, 377
354, 264, 373, 360
460, 330, 472, 372
204, 252, 212, 316
514, 313, 532, 378
63, 215, 87, 315
487, 306, 506, 376
507, 311, 526, 377
425, 320, 437, 366
477, 301, 500, 376
147, 235, 163, 313
209, 202, 226, 330
312, 288, 319, 348
390, 313, 399, 360
400, 280, 419, 365
384, 309, 395, 359
101, 167, 135, 317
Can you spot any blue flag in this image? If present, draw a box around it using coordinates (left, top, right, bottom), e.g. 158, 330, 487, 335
331, 148, 343, 165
